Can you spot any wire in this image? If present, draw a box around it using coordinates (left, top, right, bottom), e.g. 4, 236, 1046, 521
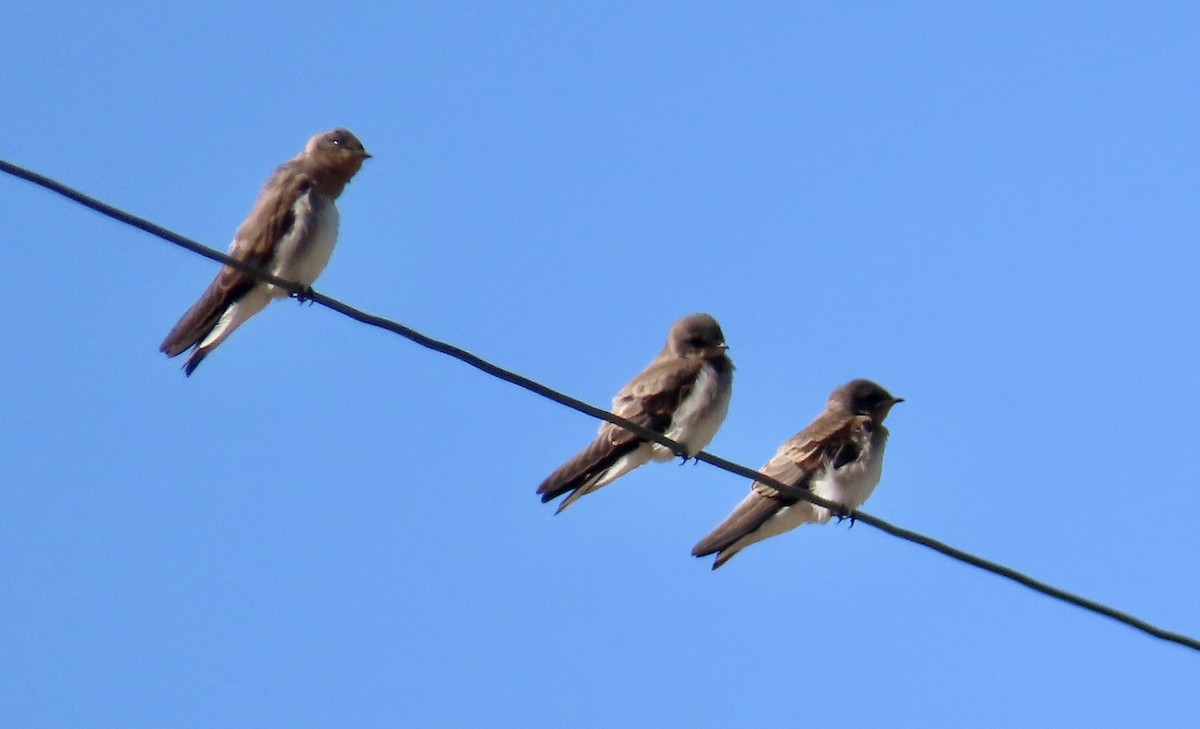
4, 157, 1198, 654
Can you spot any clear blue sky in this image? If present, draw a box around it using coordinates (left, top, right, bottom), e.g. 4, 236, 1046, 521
3, 2, 1198, 727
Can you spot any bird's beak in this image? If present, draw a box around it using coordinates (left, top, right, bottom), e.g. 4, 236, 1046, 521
717, 343, 730, 351
892, 397, 905, 404
361, 151, 373, 159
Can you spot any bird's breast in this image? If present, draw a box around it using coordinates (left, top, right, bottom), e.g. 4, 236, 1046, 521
658, 362, 733, 458
272, 193, 340, 287
810, 430, 889, 517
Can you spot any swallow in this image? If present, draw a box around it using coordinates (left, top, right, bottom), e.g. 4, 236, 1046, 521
537, 313, 734, 513
693, 378, 901, 569
160, 128, 370, 375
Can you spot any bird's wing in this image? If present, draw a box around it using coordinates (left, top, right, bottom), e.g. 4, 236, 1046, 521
160, 164, 314, 356
692, 413, 869, 557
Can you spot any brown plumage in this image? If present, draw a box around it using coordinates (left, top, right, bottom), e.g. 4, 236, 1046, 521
537, 313, 735, 513
160, 128, 370, 375
693, 379, 901, 569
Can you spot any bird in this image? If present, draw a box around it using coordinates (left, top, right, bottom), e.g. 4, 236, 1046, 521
537, 313, 734, 513
159, 128, 371, 375
692, 378, 901, 569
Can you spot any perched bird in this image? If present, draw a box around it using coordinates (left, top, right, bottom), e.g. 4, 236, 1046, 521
537, 313, 734, 513
692, 379, 901, 569
160, 128, 371, 375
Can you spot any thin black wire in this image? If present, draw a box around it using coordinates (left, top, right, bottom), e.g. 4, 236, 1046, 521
4, 157, 1197, 654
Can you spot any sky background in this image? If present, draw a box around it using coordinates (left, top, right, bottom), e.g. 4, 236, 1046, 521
3, 2, 1199, 727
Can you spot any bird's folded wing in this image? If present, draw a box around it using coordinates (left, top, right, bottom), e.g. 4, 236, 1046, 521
160, 169, 314, 355
600, 356, 704, 445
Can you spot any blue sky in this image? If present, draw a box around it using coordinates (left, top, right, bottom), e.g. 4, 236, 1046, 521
3, 2, 1199, 726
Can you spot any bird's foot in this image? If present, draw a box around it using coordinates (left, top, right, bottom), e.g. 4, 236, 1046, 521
834, 509, 857, 528
291, 286, 316, 305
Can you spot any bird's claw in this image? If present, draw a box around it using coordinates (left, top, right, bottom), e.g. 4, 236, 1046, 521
291, 286, 316, 305
834, 510, 857, 528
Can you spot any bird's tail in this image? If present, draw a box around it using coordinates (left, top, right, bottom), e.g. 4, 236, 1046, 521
692, 490, 806, 569
537, 436, 643, 513
160, 283, 268, 376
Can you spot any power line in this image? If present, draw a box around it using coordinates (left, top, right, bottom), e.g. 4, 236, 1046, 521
4, 157, 1198, 654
